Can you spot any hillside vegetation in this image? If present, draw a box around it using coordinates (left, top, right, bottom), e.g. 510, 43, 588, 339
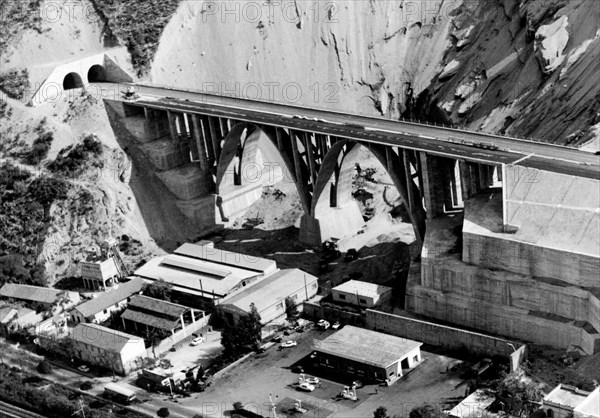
89, 0, 181, 76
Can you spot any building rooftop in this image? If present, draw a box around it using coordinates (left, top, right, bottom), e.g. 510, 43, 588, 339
174, 242, 277, 274
0, 283, 71, 305
543, 384, 591, 409
448, 389, 496, 418
73, 278, 145, 318
221, 269, 318, 315
128, 295, 189, 318
121, 309, 180, 331
313, 325, 422, 369
332, 280, 392, 298
574, 387, 600, 418
134, 254, 260, 298
70, 323, 141, 353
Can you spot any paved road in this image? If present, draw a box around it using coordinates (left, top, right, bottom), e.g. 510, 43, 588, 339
91, 82, 600, 180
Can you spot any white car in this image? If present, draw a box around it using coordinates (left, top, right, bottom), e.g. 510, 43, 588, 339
298, 382, 316, 392
280, 340, 297, 349
78, 365, 90, 373
305, 377, 320, 385
331, 321, 341, 330
190, 336, 203, 346
317, 319, 330, 330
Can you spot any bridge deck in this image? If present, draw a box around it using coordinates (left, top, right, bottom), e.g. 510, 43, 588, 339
92, 82, 600, 180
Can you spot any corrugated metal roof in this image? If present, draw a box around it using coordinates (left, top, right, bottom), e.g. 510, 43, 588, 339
313, 326, 422, 369
174, 242, 276, 273
221, 269, 318, 314
74, 278, 144, 318
128, 295, 188, 318
71, 323, 141, 353
0, 283, 64, 304
121, 309, 180, 331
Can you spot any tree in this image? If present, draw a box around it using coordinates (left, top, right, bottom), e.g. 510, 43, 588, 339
157, 407, 170, 417
36, 360, 52, 374
409, 403, 444, 418
284, 297, 299, 326
495, 371, 544, 416
142, 279, 172, 302
158, 359, 172, 370
374, 406, 389, 418
220, 303, 263, 360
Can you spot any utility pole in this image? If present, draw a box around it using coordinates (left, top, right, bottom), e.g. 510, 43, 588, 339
72, 398, 86, 418
269, 393, 278, 418
303, 274, 309, 301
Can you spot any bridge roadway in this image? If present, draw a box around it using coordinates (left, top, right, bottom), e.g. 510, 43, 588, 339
94, 82, 600, 180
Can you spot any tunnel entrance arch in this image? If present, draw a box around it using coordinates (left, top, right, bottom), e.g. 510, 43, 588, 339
87, 64, 107, 82
63, 72, 84, 90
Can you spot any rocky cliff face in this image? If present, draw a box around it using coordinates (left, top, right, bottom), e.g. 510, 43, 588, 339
151, 0, 600, 146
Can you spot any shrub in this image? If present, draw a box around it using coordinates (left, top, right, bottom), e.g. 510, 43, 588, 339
37, 360, 52, 374
80, 381, 93, 391
157, 407, 170, 417
47, 134, 103, 176
0, 69, 29, 100
23, 132, 53, 165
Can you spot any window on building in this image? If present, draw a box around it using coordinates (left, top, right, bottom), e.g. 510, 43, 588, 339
127, 297, 131, 302
547, 410, 553, 418
339, 294, 346, 300
413, 355, 418, 363
311, 283, 317, 289
276, 302, 283, 310
389, 371, 395, 377
291, 294, 298, 300
103, 309, 108, 314
347, 365, 355, 373
359, 298, 367, 304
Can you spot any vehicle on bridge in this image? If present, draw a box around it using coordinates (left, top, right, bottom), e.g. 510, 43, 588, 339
446, 137, 500, 151
121, 86, 139, 101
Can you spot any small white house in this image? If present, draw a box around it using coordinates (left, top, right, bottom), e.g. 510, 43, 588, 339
331, 280, 392, 308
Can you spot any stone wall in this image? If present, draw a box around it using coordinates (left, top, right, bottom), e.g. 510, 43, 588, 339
421, 256, 599, 331
409, 285, 599, 355
365, 309, 517, 357
302, 301, 364, 326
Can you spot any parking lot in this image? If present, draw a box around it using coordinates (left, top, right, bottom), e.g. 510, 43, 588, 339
179, 324, 470, 417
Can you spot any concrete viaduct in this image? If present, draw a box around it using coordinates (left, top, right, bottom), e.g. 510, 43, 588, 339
33, 60, 599, 246
94, 82, 599, 246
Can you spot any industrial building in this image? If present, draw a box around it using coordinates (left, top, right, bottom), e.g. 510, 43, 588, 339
0, 284, 80, 311
80, 238, 129, 291
71, 278, 145, 324
70, 323, 146, 375
120, 295, 206, 340
219, 268, 319, 325
331, 280, 393, 308
134, 241, 277, 309
312, 326, 422, 385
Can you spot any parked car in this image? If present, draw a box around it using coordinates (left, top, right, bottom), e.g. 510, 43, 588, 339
293, 365, 304, 374
78, 365, 90, 373
331, 321, 341, 330
280, 341, 297, 349
190, 336, 203, 346
305, 377, 320, 385
298, 382, 316, 392
294, 324, 305, 332
272, 335, 283, 343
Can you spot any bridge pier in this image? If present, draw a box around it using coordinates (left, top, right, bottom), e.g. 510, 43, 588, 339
420, 154, 459, 218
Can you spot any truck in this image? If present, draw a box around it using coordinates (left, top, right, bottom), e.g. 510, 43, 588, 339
104, 383, 137, 404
